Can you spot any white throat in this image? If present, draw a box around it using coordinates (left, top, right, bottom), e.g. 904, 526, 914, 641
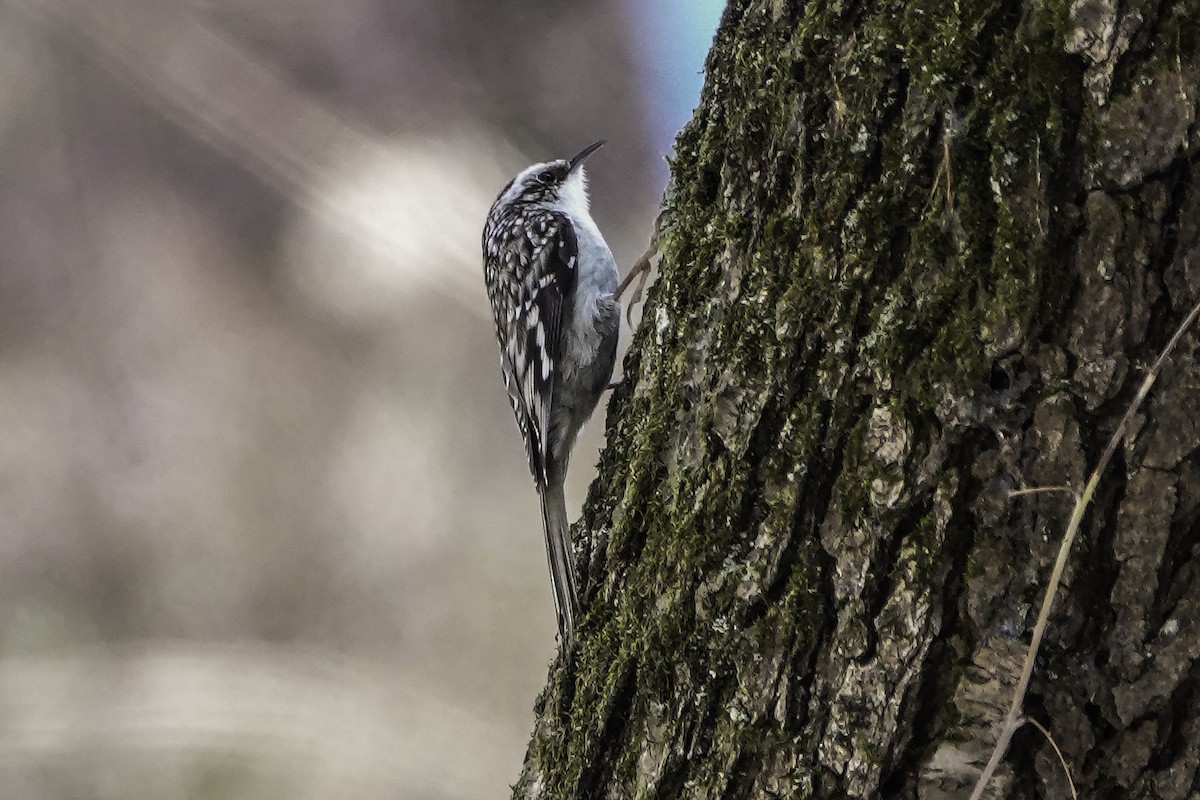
556, 168, 591, 221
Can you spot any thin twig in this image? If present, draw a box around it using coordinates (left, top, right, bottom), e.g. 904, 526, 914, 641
969, 297, 1200, 800
943, 135, 954, 211
1006, 486, 1077, 499
615, 213, 663, 323
926, 170, 943, 214
1023, 716, 1078, 800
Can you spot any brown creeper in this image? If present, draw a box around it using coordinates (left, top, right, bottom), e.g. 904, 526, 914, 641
481, 141, 620, 641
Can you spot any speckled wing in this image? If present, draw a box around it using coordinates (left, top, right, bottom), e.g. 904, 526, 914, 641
483, 210, 578, 488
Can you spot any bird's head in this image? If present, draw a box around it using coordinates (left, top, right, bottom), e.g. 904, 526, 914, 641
495, 140, 605, 216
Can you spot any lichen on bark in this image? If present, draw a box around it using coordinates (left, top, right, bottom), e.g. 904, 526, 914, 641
514, 0, 1200, 797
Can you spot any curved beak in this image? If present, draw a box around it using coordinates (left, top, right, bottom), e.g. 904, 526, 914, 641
568, 140, 606, 172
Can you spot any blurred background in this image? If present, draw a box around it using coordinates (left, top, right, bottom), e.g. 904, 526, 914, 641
0, 0, 722, 798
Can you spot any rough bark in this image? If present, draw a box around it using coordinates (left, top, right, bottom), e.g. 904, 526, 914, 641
515, 0, 1200, 798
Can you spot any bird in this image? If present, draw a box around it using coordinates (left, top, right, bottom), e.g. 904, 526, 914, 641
481, 140, 620, 642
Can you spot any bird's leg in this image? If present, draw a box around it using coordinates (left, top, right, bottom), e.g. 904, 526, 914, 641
614, 212, 662, 323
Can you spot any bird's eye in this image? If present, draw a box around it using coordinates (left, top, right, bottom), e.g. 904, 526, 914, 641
537, 170, 556, 183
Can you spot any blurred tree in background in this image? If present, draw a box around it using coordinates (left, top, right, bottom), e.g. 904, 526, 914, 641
517, 0, 1200, 797
0, 0, 730, 797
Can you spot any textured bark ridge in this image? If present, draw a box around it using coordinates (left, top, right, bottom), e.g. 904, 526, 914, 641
514, 1, 1200, 797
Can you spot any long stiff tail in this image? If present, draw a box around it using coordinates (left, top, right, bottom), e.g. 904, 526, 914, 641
539, 481, 580, 640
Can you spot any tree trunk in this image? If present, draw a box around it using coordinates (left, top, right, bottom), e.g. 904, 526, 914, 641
515, 0, 1200, 797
